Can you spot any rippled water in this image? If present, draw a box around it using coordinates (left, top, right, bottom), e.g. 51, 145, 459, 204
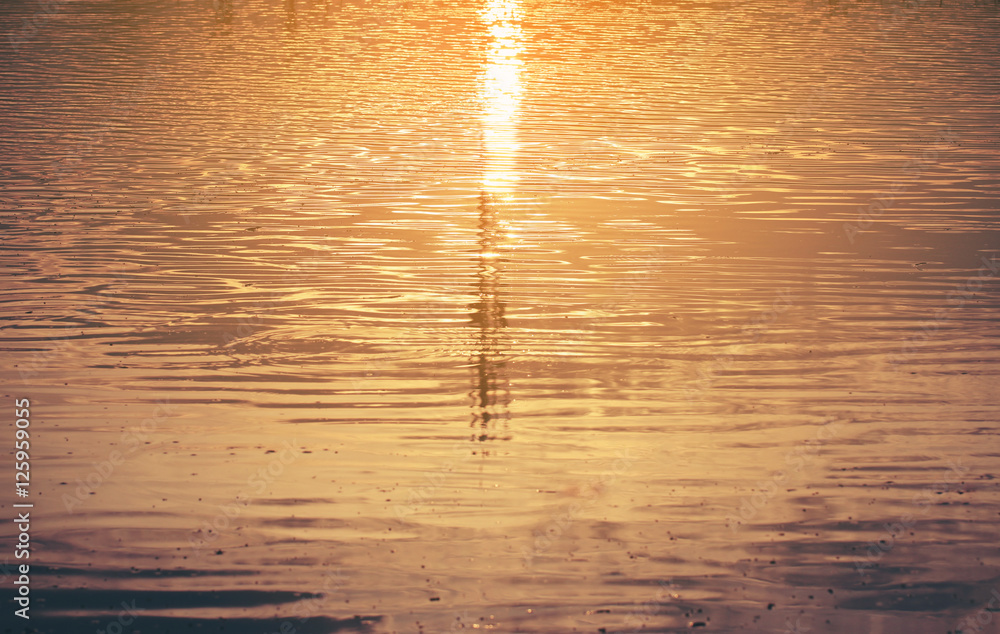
2, 0, 1000, 632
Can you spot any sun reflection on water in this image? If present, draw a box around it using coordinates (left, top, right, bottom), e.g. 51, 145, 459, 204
480, 0, 523, 191
467, 0, 522, 443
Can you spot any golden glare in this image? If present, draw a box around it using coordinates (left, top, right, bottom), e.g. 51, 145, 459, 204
480, 0, 524, 191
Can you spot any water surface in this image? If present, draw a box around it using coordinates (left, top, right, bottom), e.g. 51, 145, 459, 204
2, 0, 1000, 632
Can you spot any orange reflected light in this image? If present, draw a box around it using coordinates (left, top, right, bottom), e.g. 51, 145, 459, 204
480, 0, 523, 191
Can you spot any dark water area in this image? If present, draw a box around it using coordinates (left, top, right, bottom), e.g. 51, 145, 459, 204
1, 0, 1000, 632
